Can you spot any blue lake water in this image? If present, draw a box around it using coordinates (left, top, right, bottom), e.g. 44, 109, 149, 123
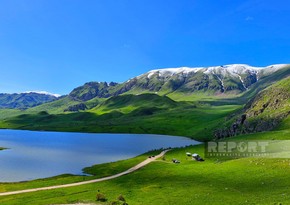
0, 129, 199, 182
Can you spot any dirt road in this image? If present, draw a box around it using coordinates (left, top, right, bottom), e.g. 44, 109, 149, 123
0, 149, 169, 196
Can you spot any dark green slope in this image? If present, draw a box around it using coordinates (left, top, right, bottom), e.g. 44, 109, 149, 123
27, 96, 81, 114
26, 95, 105, 114
94, 93, 179, 112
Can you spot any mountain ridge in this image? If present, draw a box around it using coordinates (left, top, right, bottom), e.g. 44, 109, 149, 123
1, 64, 289, 110
67, 64, 289, 103
0, 92, 59, 109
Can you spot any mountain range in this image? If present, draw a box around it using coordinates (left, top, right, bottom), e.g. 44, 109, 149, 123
1, 64, 288, 109
0, 92, 59, 109
68, 64, 289, 102
0, 63, 289, 140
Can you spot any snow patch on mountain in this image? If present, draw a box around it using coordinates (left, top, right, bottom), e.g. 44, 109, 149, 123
238, 75, 248, 90
144, 67, 205, 79
214, 74, 225, 92
142, 64, 287, 79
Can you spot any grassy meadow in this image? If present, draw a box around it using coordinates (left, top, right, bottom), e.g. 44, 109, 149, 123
0, 96, 241, 141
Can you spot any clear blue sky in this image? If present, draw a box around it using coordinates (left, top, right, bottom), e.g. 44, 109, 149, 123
0, 0, 289, 95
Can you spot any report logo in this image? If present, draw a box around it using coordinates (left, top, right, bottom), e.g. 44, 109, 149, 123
205, 140, 290, 158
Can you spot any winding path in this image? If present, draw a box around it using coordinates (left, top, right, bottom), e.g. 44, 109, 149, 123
0, 150, 170, 196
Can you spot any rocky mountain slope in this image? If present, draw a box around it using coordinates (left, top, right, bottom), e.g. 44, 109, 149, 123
214, 76, 290, 139
127, 64, 287, 94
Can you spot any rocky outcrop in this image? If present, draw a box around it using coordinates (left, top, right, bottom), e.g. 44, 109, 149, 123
214, 77, 290, 139
69, 82, 118, 101
64, 103, 88, 112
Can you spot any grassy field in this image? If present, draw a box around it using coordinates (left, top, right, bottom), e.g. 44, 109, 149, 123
0, 121, 289, 205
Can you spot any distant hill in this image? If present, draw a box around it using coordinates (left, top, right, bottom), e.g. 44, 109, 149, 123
0, 92, 59, 109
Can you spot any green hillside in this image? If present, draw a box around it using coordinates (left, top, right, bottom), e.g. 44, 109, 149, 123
92, 93, 180, 114
0, 94, 239, 141
215, 77, 290, 139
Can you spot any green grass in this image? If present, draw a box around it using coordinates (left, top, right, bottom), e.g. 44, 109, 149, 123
27, 96, 81, 114
92, 94, 179, 114
0, 103, 240, 141
0, 109, 23, 120
0, 126, 290, 204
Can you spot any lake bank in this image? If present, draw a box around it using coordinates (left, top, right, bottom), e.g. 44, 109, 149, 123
0, 129, 199, 182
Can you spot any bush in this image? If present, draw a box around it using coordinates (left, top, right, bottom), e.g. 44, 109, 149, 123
38, 111, 48, 115
96, 193, 107, 202
118, 194, 126, 202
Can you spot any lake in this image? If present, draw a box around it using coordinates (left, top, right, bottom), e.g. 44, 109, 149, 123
0, 129, 199, 182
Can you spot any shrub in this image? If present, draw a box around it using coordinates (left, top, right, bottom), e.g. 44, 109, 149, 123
96, 193, 107, 202
118, 194, 126, 202
38, 111, 48, 115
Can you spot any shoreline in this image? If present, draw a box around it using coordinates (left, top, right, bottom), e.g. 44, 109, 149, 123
0, 130, 200, 183
0, 127, 199, 140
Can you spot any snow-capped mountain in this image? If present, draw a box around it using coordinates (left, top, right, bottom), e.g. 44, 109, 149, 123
67, 64, 289, 102
142, 64, 287, 79
123, 64, 289, 94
